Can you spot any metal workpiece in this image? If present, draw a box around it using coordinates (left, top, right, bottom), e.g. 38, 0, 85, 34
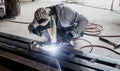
0, 32, 32, 44
0, 56, 40, 71
0, 32, 120, 71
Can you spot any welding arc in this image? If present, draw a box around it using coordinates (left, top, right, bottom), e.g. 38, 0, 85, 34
80, 45, 120, 55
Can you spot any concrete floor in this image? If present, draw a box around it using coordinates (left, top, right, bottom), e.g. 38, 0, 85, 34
0, 0, 120, 63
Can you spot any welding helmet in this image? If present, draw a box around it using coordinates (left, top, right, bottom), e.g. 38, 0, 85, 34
32, 8, 53, 36
32, 17, 53, 36
34, 7, 48, 22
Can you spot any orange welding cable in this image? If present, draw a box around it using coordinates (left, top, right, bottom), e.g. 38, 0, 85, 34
80, 45, 120, 55
84, 22, 120, 37
75, 38, 93, 53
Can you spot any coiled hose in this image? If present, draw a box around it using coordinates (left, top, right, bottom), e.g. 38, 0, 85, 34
74, 22, 120, 56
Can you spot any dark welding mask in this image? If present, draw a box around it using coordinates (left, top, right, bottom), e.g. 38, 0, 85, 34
34, 18, 53, 36
37, 19, 53, 31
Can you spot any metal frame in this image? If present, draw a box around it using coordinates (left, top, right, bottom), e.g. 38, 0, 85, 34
0, 32, 120, 71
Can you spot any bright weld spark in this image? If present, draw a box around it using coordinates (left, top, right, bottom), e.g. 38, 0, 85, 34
41, 44, 62, 70
41, 44, 58, 55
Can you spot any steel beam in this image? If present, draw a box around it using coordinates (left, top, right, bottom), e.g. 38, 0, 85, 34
0, 32, 120, 71
0, 56, 40, 71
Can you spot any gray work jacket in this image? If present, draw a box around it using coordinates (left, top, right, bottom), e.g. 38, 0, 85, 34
52, 4, 89, 37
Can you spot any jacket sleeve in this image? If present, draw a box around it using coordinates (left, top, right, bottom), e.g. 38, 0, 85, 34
28, 20, 42, 36
55, 4, 89, 38
28, 23, 34, 34
71, 13, 89, 38
50, 4, 89, 38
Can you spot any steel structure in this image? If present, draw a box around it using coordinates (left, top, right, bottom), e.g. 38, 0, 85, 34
0, 32, 120, 71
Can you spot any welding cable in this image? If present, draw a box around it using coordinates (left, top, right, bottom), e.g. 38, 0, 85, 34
0, 17, 30, 24
74, 38, 93, 53
84, 22, 103, 36
4, 19, 30, 24
97, 35, 120, 37
84, 22, 120, 37
80, 45, 120, 55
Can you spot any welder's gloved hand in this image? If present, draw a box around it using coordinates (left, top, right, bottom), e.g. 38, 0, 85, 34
72, 34, 80, 39
33, 28, 42, 36
62, 33, 73, 43
71, 31, 84, 40
30, 41, 44, 49
30, 41, 38, 48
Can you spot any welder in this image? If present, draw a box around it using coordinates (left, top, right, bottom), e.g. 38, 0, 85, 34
28, 4, 88, 46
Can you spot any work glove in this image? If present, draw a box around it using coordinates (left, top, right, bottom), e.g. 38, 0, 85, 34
70, 31, 84, 39
62, 33, 73, 43
30, 40, 46, 49
72, 34, 80, 39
